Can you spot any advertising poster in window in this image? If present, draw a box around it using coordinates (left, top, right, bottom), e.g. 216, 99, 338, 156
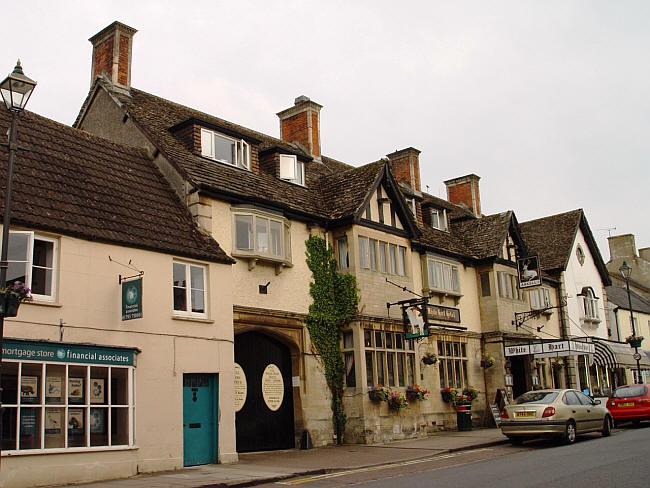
68, 409, 84, 434
68, 378, 84, 404
20, 408, 38, 436
90, 409, 106, 433
20, 376, 39, 403
45, 410, 62, 434
46, 376, 62, 402
517, 255, 541, 288
90, 378, 105, 404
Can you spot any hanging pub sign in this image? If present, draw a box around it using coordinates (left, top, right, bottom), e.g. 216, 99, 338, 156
122, 278, 143, 321
517, 255, 542, 288
398, 297, 464, 340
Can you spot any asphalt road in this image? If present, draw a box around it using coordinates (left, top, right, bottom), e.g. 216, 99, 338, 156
270, 426, 650, 488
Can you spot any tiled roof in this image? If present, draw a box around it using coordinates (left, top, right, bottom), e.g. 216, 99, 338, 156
105, 85, 335, 219
519, 210, 583, 271
606, 285, 650, 314
453, 212, 513, 259
421, 192, 474, 221
0, 109, 232, 264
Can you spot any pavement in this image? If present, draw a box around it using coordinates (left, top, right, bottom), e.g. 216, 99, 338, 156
48, 427, 508, 488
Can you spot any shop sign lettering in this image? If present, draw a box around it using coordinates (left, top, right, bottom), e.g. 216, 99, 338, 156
2, 339, 136, 366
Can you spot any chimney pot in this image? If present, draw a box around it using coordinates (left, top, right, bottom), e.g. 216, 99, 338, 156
277, 96, 323, 160
295, 95, 310, 105
444, 174, 481, 217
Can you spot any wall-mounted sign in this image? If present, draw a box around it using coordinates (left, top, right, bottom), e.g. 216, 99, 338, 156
233, 363, 247, 412
505, 341, 595, 357
2, 339, 137, 366
46, 376, 62, 402
261, 364, 284, 412
427, 304, 461, 323
517, 256, 542, 288
403, 303, 429, 339
122, 278, 143, 321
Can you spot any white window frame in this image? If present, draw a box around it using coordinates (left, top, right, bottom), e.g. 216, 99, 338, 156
497, 271, 522, 300
431, 208, 447, 231
231, 210, 292, 264
173, 260, 208, 318
6, 231, 58, 303
1, 360, 135, 454
582, 289, 599, 320
279, 154, 305, 186
427, 258, 460, 293
200, 128, 250, 170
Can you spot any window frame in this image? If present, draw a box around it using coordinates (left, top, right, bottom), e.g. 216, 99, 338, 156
363, 329, 414, 388
430, 208, 447, 231
231, 210, 292, 265
427, 257, 460, 294
438, 339, 468, 388
6, 231, 58, 303
337, 237, 349, 270
200, 128, 250, 170
581, 288, 600, 321
497, 271, 523, 300
529, 287, 551, 310
279, 154, 305, 186
173, 260, 208, 319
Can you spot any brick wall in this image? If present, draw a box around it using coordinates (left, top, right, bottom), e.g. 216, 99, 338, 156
259, 151, 279, 177
445, 175, 481, 216
281, 112, 310, 151
92, 36, 114, 80
311, 112, 320, 157
118, 35, 130, 86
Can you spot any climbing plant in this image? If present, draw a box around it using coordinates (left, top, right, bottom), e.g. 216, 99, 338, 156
304, 235, 359, 444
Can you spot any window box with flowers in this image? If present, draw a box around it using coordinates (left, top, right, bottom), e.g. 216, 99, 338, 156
441, 386, 478, 409
387, 391, 408, 411
0, 281, 32, 317
406, 384, 430, 402
368, 384, 389, 403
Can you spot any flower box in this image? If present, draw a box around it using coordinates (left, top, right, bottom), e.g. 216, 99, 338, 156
422, 353, 437, 365
387, 391, 408, 410
406, 385, 430, 402
480, 356, 495, 368
368, 385, 389, 403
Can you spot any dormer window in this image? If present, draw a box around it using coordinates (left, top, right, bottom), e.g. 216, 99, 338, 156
201, 128, 250, 170
279, 154, 305, 186
405, 198, 416, 216
431, 208, 447, 231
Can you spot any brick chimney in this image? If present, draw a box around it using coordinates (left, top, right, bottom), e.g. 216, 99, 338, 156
444, 174, 481, 217
386, 147, 421, 192
608, 234, 637, 261
89, 21, 137, 88
277, 96, 322, 159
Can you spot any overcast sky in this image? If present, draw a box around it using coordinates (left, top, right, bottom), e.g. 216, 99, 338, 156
3, 1, 649, 263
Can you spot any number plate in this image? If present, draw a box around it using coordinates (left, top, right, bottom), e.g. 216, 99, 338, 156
620, 402, 634, 407
514, 411, 536, 418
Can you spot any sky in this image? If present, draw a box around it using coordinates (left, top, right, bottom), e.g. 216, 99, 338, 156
2, 1, 649, 262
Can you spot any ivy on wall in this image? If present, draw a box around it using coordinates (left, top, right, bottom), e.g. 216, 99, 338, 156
304, 235, 359, 444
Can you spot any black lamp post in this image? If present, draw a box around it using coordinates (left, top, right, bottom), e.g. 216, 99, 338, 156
619, 261, 642, 384
0, 60, 36, 458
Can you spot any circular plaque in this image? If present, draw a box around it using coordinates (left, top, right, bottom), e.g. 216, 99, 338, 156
261, 364, 284, 411
233, 363, 247, 412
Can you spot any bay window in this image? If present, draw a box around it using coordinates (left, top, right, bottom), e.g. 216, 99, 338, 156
529, 287, 551, 310
497, 271, 522, 300
427, 258, 460, 293
233, 211, 292, 264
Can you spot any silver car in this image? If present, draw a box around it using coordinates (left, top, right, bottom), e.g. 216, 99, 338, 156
500, 389, 612, 444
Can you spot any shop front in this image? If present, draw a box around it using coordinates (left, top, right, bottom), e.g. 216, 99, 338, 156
1, 338, 137, 455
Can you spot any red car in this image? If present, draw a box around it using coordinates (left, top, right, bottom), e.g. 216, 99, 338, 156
608, 384, 650, 426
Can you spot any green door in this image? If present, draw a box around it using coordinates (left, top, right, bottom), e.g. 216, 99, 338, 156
183, 374, 218, 466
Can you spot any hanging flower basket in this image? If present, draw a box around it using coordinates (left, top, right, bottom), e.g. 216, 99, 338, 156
368, 385, 389, 403
387, 391, 408, 410
480, 356, 495, 368
552, 358, 564, 370
626, 335, 644, 348
0, 281, 33, 318
406, 384, 430, 402
422, 352, 438, 365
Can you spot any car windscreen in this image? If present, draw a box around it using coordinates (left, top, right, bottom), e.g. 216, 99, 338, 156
613, 385, 647, 398
514, 391, 559, 404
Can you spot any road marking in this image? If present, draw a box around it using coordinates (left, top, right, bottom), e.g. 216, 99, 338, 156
276, 448, 493, 485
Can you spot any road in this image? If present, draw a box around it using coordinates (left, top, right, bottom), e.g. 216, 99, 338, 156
265, 427, 650, 488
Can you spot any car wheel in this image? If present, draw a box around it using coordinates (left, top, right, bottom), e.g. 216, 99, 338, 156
508, 436, 525, 445
602, 416, 612, 437
564, 421, 576, 444
613, 419, 620, 429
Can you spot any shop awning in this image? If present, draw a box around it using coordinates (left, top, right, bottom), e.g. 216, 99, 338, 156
593, 339, 650, 370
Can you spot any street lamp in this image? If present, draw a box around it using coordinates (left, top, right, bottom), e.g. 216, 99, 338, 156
0, 60, 36, 460
619, 261, 642, 384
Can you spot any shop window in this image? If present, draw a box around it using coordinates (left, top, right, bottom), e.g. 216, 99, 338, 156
364, 329, 415, 388
437, 339, 468, 388
0, 361, 134, 452
173, 261, 207, 317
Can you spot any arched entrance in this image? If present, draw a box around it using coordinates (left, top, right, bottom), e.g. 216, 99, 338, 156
234, 331, 295, 452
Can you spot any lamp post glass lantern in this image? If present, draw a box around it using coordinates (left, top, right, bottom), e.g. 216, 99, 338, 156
619, 261, 642, 384
0, 60, 36, 460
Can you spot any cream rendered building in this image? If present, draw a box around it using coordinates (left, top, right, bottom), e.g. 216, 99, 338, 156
0, 108, 235, 488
